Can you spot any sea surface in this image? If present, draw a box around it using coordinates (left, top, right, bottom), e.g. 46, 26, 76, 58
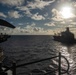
0, 35, 76, 75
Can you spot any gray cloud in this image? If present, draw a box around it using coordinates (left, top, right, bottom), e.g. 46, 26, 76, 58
10, 23, 49, 35
51, 8, 64, 21
51, 7, 76, 22
18, 23, 24, 26
44, 13, 48, 17
0, 0, 25, 6
24, 10, 32, 17
24, 11, 45, 20
0, 12, 7, 18
31, 13, 45, 20
27, 0, 55, 9
8, 11, 22, 18
16, 0, 55, 20
44, 22, 55, 26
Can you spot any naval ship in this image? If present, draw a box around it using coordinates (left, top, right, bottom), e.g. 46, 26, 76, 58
53, 27, 76, 45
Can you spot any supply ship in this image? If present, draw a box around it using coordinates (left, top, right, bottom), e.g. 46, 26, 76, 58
53, 27, 76, 45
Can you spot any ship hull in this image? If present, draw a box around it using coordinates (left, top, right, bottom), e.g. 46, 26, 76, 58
0, 35, 11, 43
53, 36, 76, 45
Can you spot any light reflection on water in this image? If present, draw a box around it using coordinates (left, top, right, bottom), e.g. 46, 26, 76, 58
55, 42, 76, 75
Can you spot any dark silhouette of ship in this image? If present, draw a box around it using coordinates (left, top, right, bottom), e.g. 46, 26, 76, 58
53, 27, 76, 45
0, 19, 15, 43
0, 33, 11, 43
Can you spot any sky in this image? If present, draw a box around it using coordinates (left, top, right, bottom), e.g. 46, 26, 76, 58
0, 0, 76, 35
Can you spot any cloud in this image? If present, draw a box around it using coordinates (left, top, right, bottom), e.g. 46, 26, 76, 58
17, 6, 29, 11
12, 23, 36, 34
71, 22, 76, 25
12, 27, 30, 35
27, 0, 55, 10
10, 22, 49, 35
60, 21, 65, 24
16, 0, 55, 20
17, 7, 45, 20
72, 2, 76, 8
0, 26, 5, 32
31, 13, 45, 20
25, 25, 48, 35
44, 22, 55, 26
24, 10, 32, 17
17, 6, 32, 17
15, 0, 55, 11
18, 23, 23, 26
8, 11, 22, 18
51, 6, 76, 21
44, 13, 48, 17
24, 11, 45, 20
23, 23, 48, 34
0, 24, 54, 35
0, 0, 24, 6
0, 12, 7, 18
0, 27, 14, 34
51, 8, 63, 21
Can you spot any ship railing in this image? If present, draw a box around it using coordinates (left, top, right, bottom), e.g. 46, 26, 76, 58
0, 52, 70, 75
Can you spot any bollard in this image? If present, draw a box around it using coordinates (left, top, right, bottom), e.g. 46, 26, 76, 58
0, 62, 3, 73
12, 61, 16, 75
59, 52, 61, 75
0, 62, 7, 75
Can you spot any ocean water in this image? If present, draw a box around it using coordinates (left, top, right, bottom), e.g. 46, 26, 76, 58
0, 35, 76, 75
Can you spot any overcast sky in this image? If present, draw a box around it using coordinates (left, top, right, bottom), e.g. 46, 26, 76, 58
0, 0, 76, 35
